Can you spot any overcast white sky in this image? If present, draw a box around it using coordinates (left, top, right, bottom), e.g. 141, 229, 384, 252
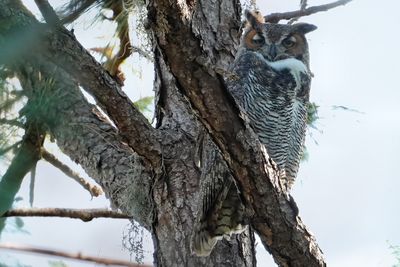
1, 0, 400, 266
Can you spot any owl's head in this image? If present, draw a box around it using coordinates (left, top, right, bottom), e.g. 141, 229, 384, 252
240, 10, 317, 66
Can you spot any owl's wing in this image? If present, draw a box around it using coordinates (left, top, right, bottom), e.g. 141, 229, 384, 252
191, 136, 245, 256
228, 52, 283, 107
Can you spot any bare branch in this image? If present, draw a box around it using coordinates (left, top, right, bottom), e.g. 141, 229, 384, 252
29, 163, 37, 206
0, 243, 151, 267
131, 46, 153, 62
264, 0, 352, 23
41, 148, 103, 197
301, 0, 308, 10
2, 208, 130, 221
34, 0, 61, 26
288, 0, 308, 24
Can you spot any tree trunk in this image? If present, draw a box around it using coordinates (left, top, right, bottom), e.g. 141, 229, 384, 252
146, 0, 259, 265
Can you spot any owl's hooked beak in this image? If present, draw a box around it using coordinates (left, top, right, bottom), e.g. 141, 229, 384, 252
269, 44, 277, 61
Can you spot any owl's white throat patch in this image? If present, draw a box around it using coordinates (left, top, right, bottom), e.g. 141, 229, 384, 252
258, 55, 309, 90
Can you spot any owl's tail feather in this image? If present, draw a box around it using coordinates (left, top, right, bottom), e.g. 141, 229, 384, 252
191, 161, 245, 256
191, 220, 247, 256
191, 229, 221, 256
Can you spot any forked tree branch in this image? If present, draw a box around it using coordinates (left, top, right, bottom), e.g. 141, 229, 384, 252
39, 28, 162, 170
264, 0, 352, 23
2, 208, 130, 221
0, 243, 151, 267
41, 149, 103, 197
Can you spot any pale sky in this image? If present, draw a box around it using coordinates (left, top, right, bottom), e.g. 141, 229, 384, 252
1, 0, 400, 266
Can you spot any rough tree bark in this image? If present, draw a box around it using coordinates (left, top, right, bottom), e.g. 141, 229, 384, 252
0, 0, 328, 266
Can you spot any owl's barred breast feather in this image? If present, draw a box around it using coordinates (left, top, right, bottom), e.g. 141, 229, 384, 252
233, 51, 311, 189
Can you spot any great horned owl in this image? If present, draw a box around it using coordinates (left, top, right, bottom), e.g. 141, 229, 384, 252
191, 10, 316, 256
229, 10, 316, 189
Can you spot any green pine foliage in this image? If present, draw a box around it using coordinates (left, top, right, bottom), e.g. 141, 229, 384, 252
391, 244, 400, 267
301, 102, 319, 162
0, 69, 24, 161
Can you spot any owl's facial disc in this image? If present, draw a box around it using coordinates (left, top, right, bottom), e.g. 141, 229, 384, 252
262, 35, 299, 62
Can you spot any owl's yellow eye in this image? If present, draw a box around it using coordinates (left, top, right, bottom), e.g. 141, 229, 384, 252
282, 36, 297, 48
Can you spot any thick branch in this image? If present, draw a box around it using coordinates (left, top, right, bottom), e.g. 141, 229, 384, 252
2, 208, 130, 221
0, 243, 151, 267
264, 0, 352, 23
41, 149, 103, 197
27, 62, 153, 227
37, 27, 162, 170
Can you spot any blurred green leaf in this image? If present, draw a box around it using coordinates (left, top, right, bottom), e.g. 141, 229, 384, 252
301, 147, 309, 162
15, 217, 24, 229
307, 102, 319, 129
133, 96, 154, 113
48, 261, 68, 267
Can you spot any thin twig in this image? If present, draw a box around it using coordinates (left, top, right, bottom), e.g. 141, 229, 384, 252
41, 148, 103, 197
0, 243, 150, 267
131, 46, 153, 62
300, 0, 308, 10
29, 163, 37, 207
2, 208, 131, 222
34, 0, 61, 26
0, 118, 24, 128
264, 0, 352, 23
0, 141, 22, 156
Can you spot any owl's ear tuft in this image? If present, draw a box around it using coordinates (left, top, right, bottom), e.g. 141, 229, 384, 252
245, 10, 265, 29
293, 23, 317, 34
